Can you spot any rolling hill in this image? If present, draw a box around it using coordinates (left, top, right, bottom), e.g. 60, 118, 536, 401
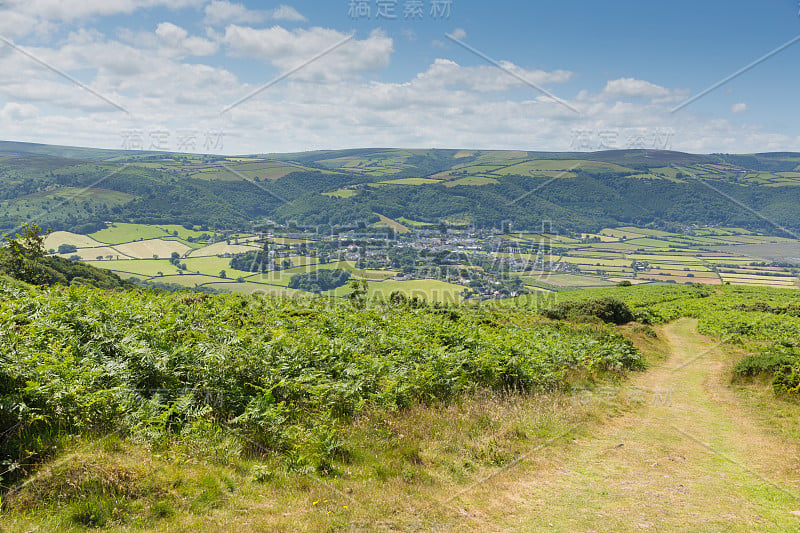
2, 141, 800, 236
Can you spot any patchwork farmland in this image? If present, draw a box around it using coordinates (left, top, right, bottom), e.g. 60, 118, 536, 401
42, 222, 799, 300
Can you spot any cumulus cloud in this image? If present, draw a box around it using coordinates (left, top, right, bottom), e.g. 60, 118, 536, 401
204, 1, 306, 25
603, 78, 671, 99
0, 10, 46, 39
412, 58, 572, 93
0, 102, 38, 121
0, 6, 795, 156
204, 0, 265, 25
0, 27, 238, 117
155, 22, 218, 57
222, 25, 392, 79
271, 5, 306, 22
731, 102, 748, 113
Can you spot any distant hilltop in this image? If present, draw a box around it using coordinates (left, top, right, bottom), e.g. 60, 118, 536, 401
1, 140, 799, 236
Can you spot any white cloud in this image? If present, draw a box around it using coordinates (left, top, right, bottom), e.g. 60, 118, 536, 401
603, 78, 671, 99
0, 28, 239, 118
204, 1, 306, 25
411, 58, 572, 93
204, 0, 265, 25
731, 102, 748, 113
222, 25, 392, 79
271, 5, 306, 22
0, 102, 39, 120
450, 28, 467, 40
0, 12, 796, 156
155, 22, 218, 57
3, 0, 203, 22
0, 10, 46, 39
400, 28, 417, 42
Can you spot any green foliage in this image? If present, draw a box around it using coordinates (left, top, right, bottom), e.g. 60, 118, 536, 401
229, 250, 266, 272
553, 284, 714, 325
70, 496, 120, 527
566, 284, 800, 400
58, 243, 78, 254
4, 146, 800, 234
346, 279, 368, 308
0, 280, 644, 489
1, 223, 48, 284
772, 364, 800, 396
288, 269, 350, 293
733, 343, 799, 378
542, 297, 634, 325
1, 223, 133, 290
733, 342, 800, 397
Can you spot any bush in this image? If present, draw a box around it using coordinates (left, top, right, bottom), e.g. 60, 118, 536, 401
773, 364, 800, 396
58, 244, 78, 254
733, 343, 799, 378
288, 269, 350, 293
542, 297, 634, 325
732, 343, 800, 398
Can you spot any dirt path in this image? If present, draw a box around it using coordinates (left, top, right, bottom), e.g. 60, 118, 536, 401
450, 318, 800, 532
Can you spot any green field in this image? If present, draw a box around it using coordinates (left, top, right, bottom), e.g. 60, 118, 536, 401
88, 259, 179, 277
8, 186, 134, 204
378, 178, 442, 186
187, 160, 329, 181
155, 274, 230, 287
322, 188, 358, 198
323, 279, 465, 302
443, 176, 499, 187
90, 223, 172, 244
204, 282, 307, 296
181, 256, 254, 278
154, 224, 210, 239
32, 222, 800, 297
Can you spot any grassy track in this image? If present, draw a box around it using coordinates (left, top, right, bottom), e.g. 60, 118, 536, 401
453, 319, 800, 531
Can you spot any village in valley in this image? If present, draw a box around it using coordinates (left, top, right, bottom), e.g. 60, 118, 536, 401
43, 219, 800, 303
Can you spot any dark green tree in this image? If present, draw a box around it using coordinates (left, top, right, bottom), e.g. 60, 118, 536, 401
347, 279, 369, 309
1, 223, 49, 284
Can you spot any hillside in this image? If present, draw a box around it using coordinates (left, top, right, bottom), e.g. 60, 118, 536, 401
3, 142, 800, 236
0, 225, 135, 290
4, 282, 800, 530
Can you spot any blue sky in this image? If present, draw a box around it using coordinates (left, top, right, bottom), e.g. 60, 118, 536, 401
0, 0, 798, 154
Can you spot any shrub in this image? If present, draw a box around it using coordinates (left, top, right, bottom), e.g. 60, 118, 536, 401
773, 365, 800, 396
542, 297, 634, 325
58, 244, 78, 254
733, 343, 799, 378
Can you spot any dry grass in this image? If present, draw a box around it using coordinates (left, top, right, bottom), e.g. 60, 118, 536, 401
113, 240, 192, 260
0, 390, 606, 532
